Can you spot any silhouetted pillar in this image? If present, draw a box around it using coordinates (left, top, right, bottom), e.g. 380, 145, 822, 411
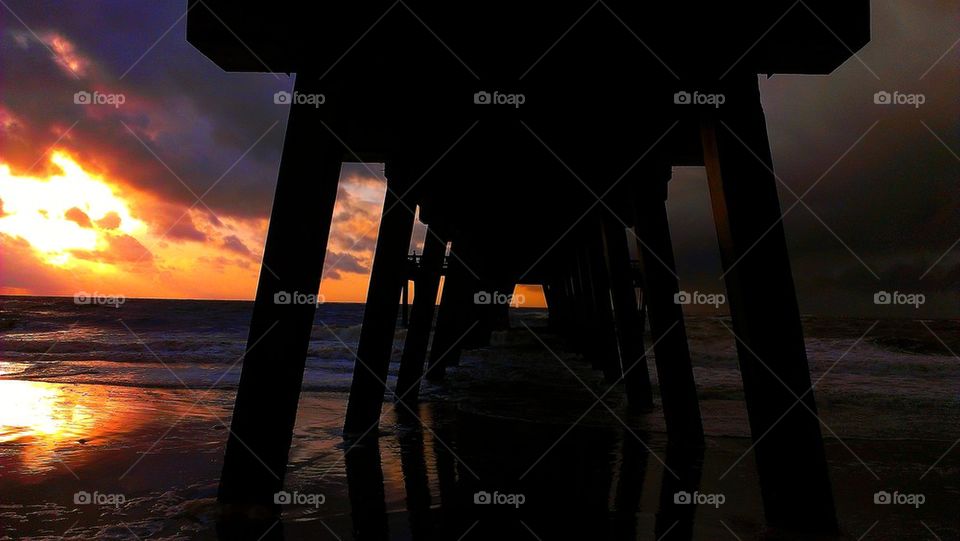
574, 244, 600, 363
396, 228, 447, 403
543, 280, 567, 332
344, 180, 417, 436
559, 281, 572, 329
565, 268, 581, 341
563, 273, 578, 332
544, 281, 562, 330
633, 182, 704, 443
586, 227, 623, 382
401, 278, 410, 328
490, 286, 511, 329
567, 251, 589, 355
462, 276, 494, 349
425, 246, 473, 379
601, 214, 654, 409
701, 78, 836, 531
218, 74, 344, 507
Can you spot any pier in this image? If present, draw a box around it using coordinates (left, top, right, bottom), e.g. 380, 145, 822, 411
188, 1, 870, 534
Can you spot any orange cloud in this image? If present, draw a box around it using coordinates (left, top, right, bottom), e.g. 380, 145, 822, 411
0, 150, 468, 304
11, 30, 92, 78
64, 207, 93, 228
0, 152, 267, 299
45, 32, 91, 77
96, 211, 121, 229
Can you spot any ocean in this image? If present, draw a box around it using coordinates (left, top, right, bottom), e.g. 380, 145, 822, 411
1, 297, 956, 435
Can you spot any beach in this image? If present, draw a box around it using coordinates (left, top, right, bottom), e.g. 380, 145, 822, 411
0, 297, 957, 539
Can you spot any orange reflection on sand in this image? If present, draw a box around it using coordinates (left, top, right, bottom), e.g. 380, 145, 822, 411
0, 380, 131, 473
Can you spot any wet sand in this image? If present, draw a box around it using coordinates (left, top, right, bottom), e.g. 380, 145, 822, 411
0, 325, 958, 540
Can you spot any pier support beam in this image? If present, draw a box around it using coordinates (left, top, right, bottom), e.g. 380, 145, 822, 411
568, 249, 590, 355
587, 226, 626, 383
425, 245, 474, 379
701, 78, 836, 531
401, 279, 410, 328
396, 228, 447, 403
344, 179, 417, 437
601, 214, 654, 409
633, 179, 704, 443
218, 74, 343, 507
543, 282, 558, 329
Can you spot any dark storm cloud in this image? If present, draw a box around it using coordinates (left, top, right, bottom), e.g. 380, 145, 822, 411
665, 0, 959, 316
163, 211, 208, 242
323, 251, 369, 281
221, 234, 253, 257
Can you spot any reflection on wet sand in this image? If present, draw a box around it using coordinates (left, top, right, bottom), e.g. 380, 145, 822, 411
396, 407, 433, 539
345, 437, 389, 541
0, 379, 225, 482
655, 443, 705, 540
291, 402, 708, 541
0, 380, 110, 474
612, 431, 649, 539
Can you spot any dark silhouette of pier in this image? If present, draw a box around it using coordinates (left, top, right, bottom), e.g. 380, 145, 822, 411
188, 1, 870, 535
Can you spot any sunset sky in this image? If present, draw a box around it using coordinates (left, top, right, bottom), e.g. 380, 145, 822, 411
0, 1, 956, 314
0, 1, 437, 304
